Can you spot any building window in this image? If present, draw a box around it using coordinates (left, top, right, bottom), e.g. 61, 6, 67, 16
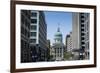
25, 20, 30, 28
21, 14, 25, 24
21, 26, 24, 34
81, 33, 85, 36
31, 19, 37, 24
31, 12, 37, 17
81, 29, 84, 31
81, 42, 85, 44
81, 37, 85, 40
82, 46, 85, 49
30, 39, 36, 43
81, 20, 84, 23
21, 39, 24, 49
81, 24, 84, 27
81, 16, 85, 18
25, 29, 28, 37
87, 22, 89, 31
31, 25, 37, 30
55, 48, 56, 54
30, 32, 36, 37
85, 43, 88, 49
88, 42, 89, 49
86, 32, 89, 40
80, 13, 84, 16
28, 32, 30, 38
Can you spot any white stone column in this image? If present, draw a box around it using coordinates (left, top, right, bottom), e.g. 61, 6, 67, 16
59, 47, 61, 60
56, 48, 57, 60
58, 47, 59, 58
62, 46, 63, 59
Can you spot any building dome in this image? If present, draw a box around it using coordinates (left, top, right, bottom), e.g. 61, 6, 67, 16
54, 27, 63, 43
51, 26, 65, 61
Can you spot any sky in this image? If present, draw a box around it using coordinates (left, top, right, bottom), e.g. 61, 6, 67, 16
44, 11, 72, 45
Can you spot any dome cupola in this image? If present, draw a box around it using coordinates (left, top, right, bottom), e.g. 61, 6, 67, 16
54, 24, 63, 43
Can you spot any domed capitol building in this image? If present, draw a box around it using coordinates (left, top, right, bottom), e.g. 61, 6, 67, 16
50, 26, 65, 61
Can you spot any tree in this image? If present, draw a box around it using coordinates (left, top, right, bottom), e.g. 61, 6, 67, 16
64, 52, 72, 60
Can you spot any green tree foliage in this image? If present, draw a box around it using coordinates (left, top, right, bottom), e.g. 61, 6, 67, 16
64, 52, 72, 60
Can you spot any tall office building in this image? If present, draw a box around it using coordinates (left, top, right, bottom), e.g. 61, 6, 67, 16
51, 27, 65, 61
66, 32, 72, 52
46, 39, 51, 61
65, 32, 73, 60
21, 10, 31, 62
21, 10, 48, 62
72, 13, 90, 60
30, 11, 48, 62
30, 10, 47, 61
72, 13, 81, 60
80, 13, 90, 59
